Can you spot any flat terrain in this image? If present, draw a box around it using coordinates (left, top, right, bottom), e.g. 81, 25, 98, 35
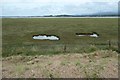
2, 50, 118, 78
2, 18, 118, 57
2, 18, 118, 78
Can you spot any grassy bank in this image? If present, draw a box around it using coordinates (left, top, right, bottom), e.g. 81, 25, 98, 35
2, 50, 118, 78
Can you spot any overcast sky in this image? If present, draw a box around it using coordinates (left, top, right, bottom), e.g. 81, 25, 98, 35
1, 0, 119, 16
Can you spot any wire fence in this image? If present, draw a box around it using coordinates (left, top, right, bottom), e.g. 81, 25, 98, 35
2, 40, 118, 57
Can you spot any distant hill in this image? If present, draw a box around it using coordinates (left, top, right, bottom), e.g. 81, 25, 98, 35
1, 12, 119, 18
91, 12, 118, 16
43, 12, 118, 17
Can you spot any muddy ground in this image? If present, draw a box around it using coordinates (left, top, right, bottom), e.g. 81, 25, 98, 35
2, 50, 118, 78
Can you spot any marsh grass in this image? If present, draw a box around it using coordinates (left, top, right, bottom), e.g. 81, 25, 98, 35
2, 43, 118, 57
2, 18, 118, 57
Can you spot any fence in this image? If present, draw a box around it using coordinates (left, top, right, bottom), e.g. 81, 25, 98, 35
2, 40, 118, 57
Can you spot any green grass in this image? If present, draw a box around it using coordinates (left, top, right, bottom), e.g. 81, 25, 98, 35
2, 18, 118, 57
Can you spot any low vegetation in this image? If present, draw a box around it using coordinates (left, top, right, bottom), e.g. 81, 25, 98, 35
2, 18, 118, 57
2, 50, 118, 78
2, 18, 118, 78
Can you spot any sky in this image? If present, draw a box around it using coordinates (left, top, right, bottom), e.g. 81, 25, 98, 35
0, 0, 119, 16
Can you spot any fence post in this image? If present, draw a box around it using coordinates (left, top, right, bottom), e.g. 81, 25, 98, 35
108, 40, 111, 49
64, 45, 66, 52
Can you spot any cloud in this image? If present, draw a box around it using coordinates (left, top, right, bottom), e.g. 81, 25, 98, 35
1, 0, 119, 16
2, 0, 119, 3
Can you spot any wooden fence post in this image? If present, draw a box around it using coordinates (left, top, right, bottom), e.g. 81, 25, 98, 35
64, 45, 66, 52
108, 40, 111, 49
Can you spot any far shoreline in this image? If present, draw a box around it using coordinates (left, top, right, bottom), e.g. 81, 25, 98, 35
1, 16, 119, 18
